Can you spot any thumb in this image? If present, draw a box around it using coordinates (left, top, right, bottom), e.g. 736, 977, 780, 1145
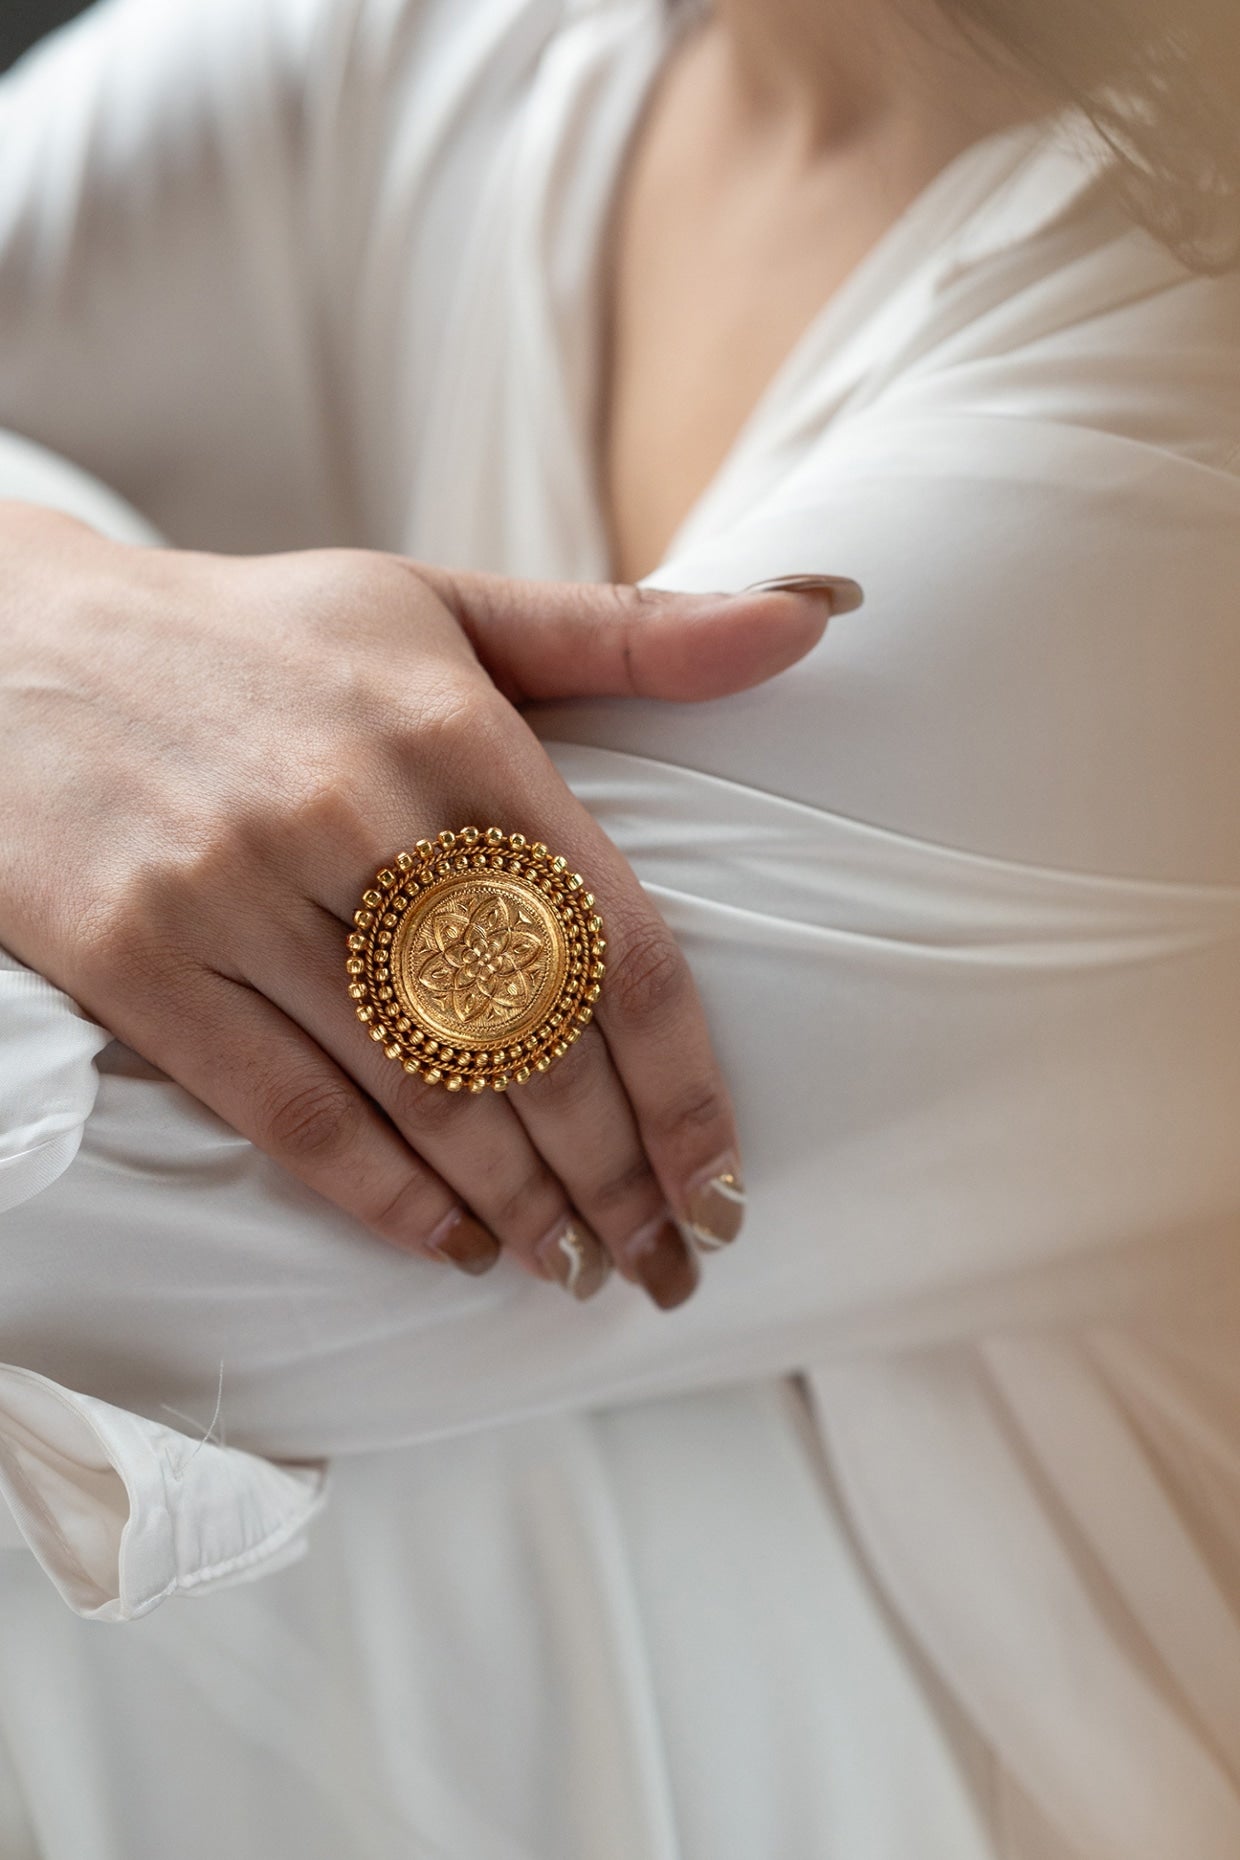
413, 565, 864, 703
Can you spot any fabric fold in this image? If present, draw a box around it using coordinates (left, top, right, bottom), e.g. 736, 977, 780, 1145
0, 1365, 327, 1621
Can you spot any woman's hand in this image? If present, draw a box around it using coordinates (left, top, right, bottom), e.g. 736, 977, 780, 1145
0, 503, 852, 1307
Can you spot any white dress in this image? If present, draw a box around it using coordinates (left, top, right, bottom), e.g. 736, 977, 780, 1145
1, 1, 1239, 1855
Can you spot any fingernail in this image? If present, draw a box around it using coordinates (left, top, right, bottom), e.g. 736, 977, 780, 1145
535, 1218, 612, 1301
624, 1214, 700, 1311
428, 1208, 501, 1277
743, 573, 864, 615
682, 1157, 746, 1251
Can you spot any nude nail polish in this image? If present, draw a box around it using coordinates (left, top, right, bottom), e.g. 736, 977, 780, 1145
744, 573, 864, 614
625, 1214, 700, 1310
682, 1158, 746, 1251
428, 1208, 501, 1276
536, 1219, 612, 1301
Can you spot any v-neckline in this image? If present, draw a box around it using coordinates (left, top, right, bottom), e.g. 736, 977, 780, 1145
538, 3, 1091, 584
412, 0, 1093, 586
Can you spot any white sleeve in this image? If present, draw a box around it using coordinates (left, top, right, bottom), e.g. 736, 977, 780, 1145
3, 408, 1237, 1463
0, 428, 153, 1210
0, 0, 385, 551
2, 352, 1238, 1612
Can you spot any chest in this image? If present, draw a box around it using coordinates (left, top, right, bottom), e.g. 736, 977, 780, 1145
597, 39, 904, 584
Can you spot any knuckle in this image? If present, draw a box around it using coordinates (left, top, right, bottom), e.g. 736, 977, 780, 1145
71, 908, 136, 992
377, 674, 501, 799
595, 583, 642, 678
653, 1079, 731, 1147
368, 1163, 441, 1240
73, 884, 177, 996
395, 1072, 461, 1136
587, 1151, 659, 1218
294, 547, 398, 622
261, 1075, 363, 1166
424, 680, 504, 756
278, 775, 371, 851
182, 808, 284, 898
598, 579, 641, 628
525, 1034, 594, 1105
600, 577, 663, 626
607, 921, 690, 1027
488, 1165, 557, 1241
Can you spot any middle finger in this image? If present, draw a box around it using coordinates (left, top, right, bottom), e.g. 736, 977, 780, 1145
512, 1023, 701, 1309
250, 898, 618, 1299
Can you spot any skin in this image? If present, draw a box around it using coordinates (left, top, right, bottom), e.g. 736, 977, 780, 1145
0, 503, 848, 1310
602, 0, 1056, 582
0, 0, 1053, 1313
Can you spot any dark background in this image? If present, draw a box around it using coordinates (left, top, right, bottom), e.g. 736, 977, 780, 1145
1, 1, 90, 71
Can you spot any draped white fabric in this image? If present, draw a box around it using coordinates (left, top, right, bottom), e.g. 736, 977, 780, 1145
1, 0, 1239, 1854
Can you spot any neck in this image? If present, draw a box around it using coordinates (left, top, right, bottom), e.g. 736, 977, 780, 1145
707, 0, 1052, 156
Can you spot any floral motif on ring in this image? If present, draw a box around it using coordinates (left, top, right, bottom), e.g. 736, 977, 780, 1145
414, 891, 546, 1027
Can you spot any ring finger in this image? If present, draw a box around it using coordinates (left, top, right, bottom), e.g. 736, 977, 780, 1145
250, 899, 618, 1298
511, 1022, 701, 1309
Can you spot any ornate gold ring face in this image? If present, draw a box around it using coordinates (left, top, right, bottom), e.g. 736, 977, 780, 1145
346, 827, 606, 1091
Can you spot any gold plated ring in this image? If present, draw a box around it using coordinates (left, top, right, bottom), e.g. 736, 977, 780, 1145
346, 827, 606, 1090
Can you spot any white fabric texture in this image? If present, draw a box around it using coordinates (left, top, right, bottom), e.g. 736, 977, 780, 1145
0, 1363, 326, 1621
0, 0, 1239, 1855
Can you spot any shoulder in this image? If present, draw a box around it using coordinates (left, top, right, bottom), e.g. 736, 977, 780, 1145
0, 0, 574, 162
862, 121, 1240, 477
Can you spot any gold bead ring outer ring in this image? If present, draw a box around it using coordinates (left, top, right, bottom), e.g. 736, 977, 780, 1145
346, 827, 606, 1091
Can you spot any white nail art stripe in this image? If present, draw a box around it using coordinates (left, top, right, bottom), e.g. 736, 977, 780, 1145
709, 1175, 746, 1205
558, 1227, 586, 1291
686, 1223, 731, 1252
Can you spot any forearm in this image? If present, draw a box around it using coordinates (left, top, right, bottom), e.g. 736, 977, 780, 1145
3, 410, 1236, 1482
3, 734, 1236, 1466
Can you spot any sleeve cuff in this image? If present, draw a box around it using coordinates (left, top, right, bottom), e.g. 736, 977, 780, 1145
0, 1364, 328, 1621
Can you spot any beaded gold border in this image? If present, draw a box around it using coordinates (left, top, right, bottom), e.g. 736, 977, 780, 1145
346, 826, 606, 1091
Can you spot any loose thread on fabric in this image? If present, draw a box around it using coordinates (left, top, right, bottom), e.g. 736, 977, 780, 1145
160, 1359, 226, 1469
